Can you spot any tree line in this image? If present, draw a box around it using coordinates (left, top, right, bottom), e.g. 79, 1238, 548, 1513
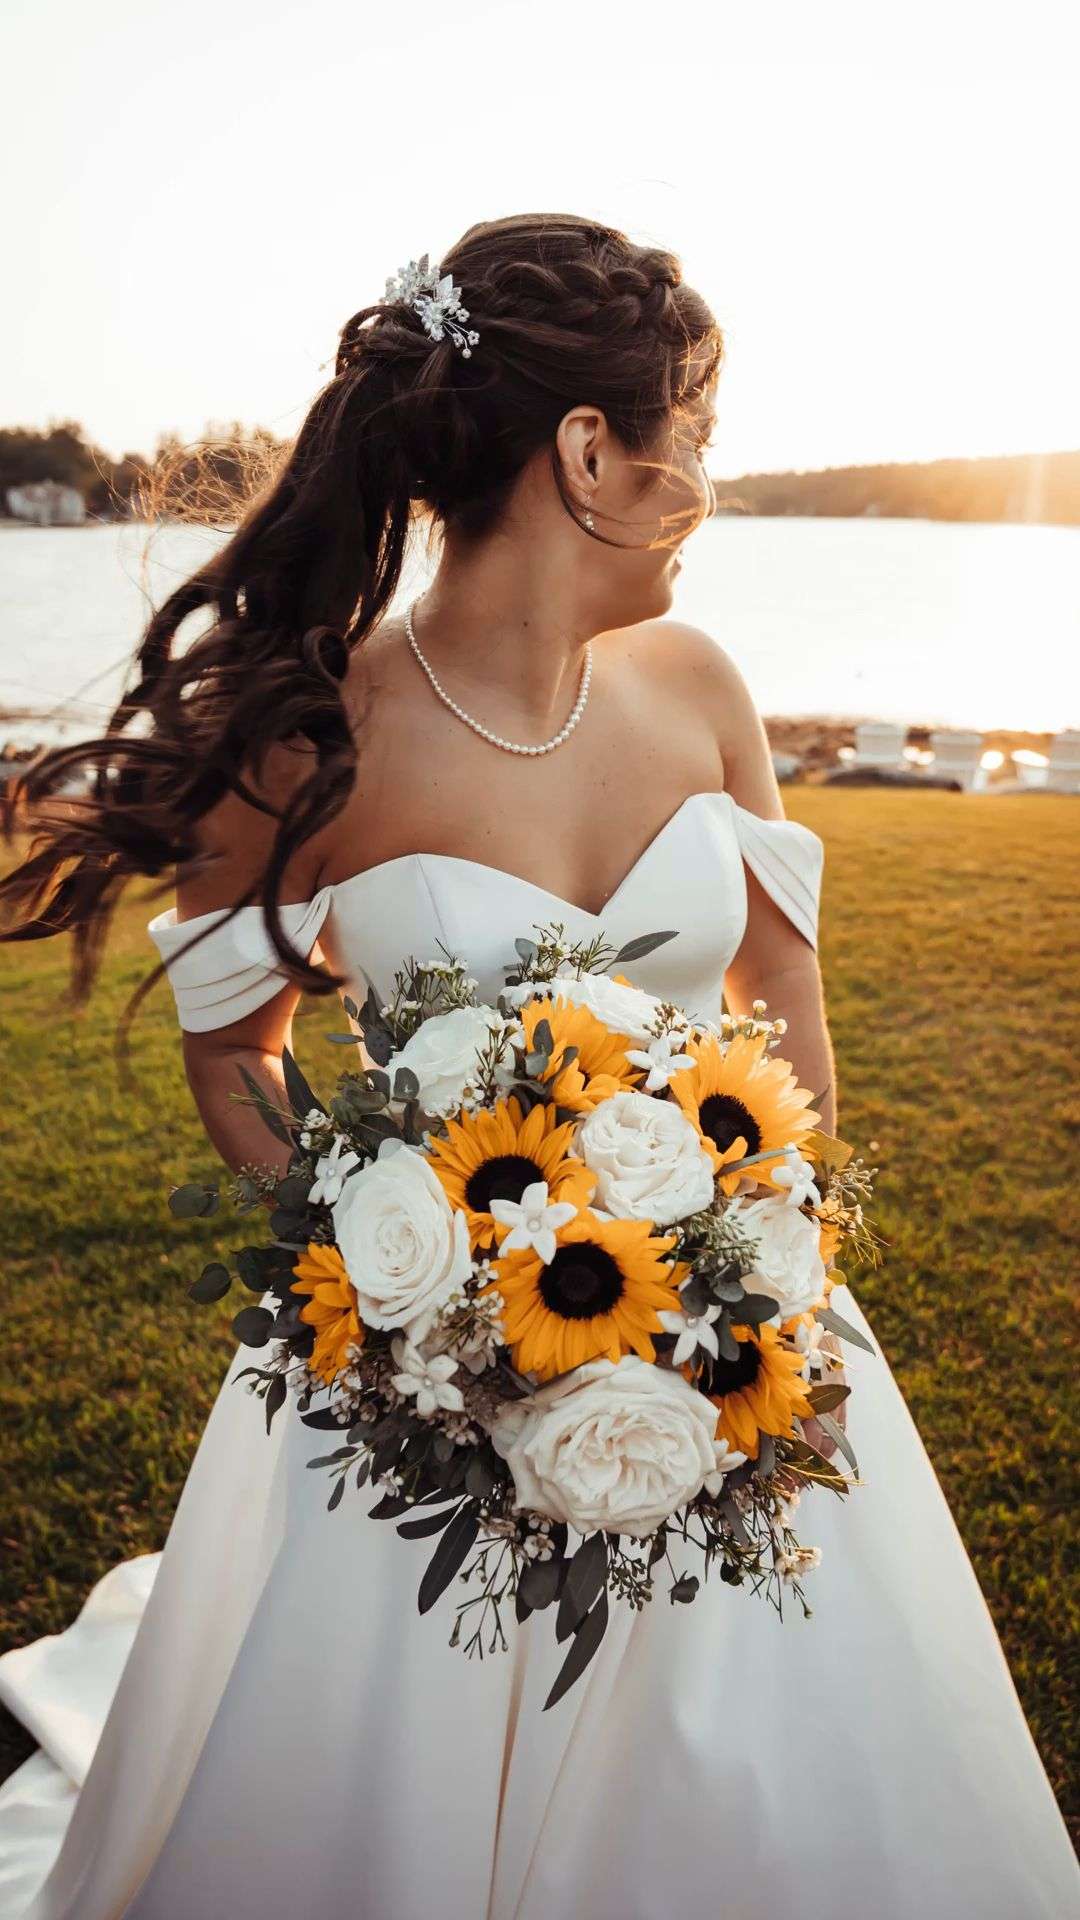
3, 421, 1079, 528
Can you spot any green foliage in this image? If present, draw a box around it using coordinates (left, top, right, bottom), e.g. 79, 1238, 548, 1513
0, 793, 1077, 1839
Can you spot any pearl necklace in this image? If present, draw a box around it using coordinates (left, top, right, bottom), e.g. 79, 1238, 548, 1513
405, 598, 592, 756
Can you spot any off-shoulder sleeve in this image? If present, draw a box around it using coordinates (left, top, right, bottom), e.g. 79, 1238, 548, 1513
728, 797, 825, 950
147, 890, 334, 1032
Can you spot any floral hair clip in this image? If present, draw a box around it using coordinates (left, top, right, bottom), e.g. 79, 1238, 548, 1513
383, 254, 480, 358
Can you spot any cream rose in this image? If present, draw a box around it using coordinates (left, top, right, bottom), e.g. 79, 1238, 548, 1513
577, 1090, 715, 1224
386, 1005, 514, 1116
505, 971, 668, 1045
730, 1192, 827, 1323
491, 1355, 722, 1538
332, 1142, 472, 1337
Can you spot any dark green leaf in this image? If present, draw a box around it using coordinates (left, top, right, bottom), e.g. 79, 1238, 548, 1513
188, 1262, 231, 1303
392, 1064, 420, 1101
544, 1588, 609, 1710
807, 1381, 851, 1415
281, 1046, 323, 1122
418, 1507, 480, 1614
756, 1432, 776, 1478
368, 1492, 412, 1519
275, 1173, 313, 1212
670, 1574, 700, 1604
518, 1555, 561, 1611
397, 1505, 461, 1540
717, 1313, 740, 1362
306, 1445, 358, 1468
234, 1246, 270, 1292
815, 1409, 859, 1474
327, 1476, 345, 1512
168, 1182, 219, 1219
465, 1451, 497, 1500
731, 1292, 780, 1326
816, 1307, 875, 1355
231, 1305, 274, 1347
610, 930, 678, 965
514, 937, 538, 965
557, 1531, 607, 1639
532, 1017, 554, 1055
236, 1066, 293, 1144
327, 1032, 365, 1045
264, 1373, 287, 1433
300, 1405, 351, 1430
342, 994, 360, 1020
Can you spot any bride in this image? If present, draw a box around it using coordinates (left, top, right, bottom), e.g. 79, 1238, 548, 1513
0, 212, 1076, 1918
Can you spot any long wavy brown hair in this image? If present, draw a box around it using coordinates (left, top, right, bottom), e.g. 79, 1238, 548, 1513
0, 212, 724, 1015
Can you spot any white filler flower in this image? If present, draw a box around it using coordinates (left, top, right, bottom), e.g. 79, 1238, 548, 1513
625, 1029, 696, 1092
729, 1192, 827, 1323
308, 1134, 361, 1206
332, 1142, 472, 1337
390, 1336, 465, 1418
386, 1005, 513, 1115
577, 1090, 715, 1224
491, 1354, 723, 1538
489, 1179, 578, 1265
771, 1146, 820, 1208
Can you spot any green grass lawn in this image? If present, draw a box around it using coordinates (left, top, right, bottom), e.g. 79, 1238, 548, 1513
1, 788, 1077, 1840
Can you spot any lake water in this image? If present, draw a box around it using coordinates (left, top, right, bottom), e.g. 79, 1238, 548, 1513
1, 515, 1076, 745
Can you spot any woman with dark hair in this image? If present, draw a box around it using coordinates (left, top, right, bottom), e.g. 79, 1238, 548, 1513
0, 214, 1076, 1918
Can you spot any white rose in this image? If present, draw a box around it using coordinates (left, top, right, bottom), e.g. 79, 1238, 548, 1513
577, 1091, 715, 1224
386, 1005, 512, 1115
730, 1193, 827, 1323
491, 1355, 720, 1538
505, 971, 668, 1045
332, 1142, 472, 1337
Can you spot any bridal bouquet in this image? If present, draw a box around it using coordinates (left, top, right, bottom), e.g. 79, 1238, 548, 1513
172, 922, 881, 1707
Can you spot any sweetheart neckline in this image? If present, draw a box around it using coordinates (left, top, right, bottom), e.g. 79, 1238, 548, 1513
316, 788, 737, 924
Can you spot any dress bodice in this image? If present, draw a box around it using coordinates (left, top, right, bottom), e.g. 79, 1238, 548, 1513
147, 790, 825, 1032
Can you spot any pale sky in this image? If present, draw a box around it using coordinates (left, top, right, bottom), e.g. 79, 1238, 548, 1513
6, 0, 1079, 478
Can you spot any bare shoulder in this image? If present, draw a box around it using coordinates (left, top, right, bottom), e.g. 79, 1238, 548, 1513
176, 735, 330, 917
613, 619, 780, 810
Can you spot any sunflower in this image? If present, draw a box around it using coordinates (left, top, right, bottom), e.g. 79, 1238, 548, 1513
425, 1094, 595, 1249
291, 1242, 364, 1386
484, 1211, 686, 1381
668, 1031, 821, 1196
701, 1322, 813, 1459
519, 995, 640, 1114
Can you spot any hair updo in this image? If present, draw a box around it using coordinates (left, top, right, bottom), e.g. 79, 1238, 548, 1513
1, 212, 724, 1010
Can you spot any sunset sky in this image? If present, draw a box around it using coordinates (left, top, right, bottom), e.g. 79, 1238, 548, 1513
5, 0, 1079, 479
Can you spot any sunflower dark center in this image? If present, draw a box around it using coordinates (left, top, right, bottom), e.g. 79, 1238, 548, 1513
539, 1243, 624, 1320
706, 1338, 762, 1398
466, 1153, 544, 1214
698, 1093, 761, 1158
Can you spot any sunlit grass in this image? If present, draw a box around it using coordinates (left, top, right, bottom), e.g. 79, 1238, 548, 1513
1, 788, 1077, 1840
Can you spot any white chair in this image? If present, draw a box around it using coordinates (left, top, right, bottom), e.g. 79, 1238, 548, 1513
1046, 729, 1080, 794
1013, 749, 1049, 789
928, 730, 987, 792
852, 721, 908, 773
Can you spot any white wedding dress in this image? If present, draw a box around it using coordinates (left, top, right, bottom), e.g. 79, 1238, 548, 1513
1, 789, 1076, 1918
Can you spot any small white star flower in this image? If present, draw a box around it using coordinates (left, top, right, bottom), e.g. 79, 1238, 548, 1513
771, 1146, 819, 1208
658, 1301, 723, 1367
489, 1179, 577, 1265
624, 1030, 696, 1092
390, 1336, 465, 1419
308, 1134, 361, 1206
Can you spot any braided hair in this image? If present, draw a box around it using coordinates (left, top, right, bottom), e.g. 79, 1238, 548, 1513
0, 212, 724, 1010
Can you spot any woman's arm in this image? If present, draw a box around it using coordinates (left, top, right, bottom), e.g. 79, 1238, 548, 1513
171, 747, 328, 1181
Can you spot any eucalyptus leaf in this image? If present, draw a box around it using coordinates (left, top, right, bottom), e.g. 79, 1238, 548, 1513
231, 1305, 274, 1347
816, 1306, 875, 1355
670, 1574, 700, 1604
731, 1292, 781, 1327
281, 1046, 323, 1122
236, 1066, 293, 1145
518, 1556, 561, 1611
717, 1313, 740, 1363
264, 1373, 287, 1433
418, 1507, 479, 1614
327, 1476, 345, 1512
397, 1505, 460, 1540
188, 1262, 231, 1303
392, 1065, 420, 1102
544, 1588, 609, 1710
168, 1182, 219, 1220
610, 930, 678, 965
300, 1405, 352, 1431
816, 1410, 859, 1475
807, 1381, 851, 1415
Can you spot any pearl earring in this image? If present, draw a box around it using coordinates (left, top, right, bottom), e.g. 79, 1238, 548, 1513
583, 497, 596, 532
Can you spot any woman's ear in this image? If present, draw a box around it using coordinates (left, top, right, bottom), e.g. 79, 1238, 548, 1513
555, 405, 608, 497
